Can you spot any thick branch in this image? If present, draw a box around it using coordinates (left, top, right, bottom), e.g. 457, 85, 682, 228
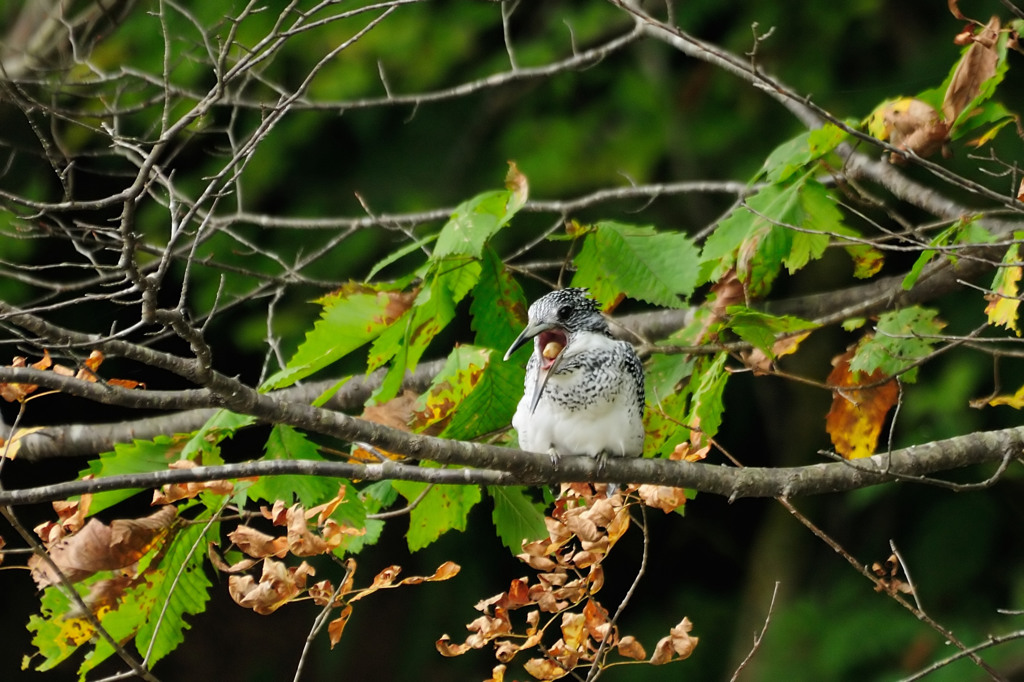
1, 425, 1020, 506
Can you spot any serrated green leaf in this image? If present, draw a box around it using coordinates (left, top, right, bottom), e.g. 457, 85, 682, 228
488, 486, 547, 552
81, 436, 189, 514
413, 344, 491, 433
571, 221, 699, 309
370, 258, 482, 403
135, 520, 213, 665
701, 177, 856, 295
787, 180, 837, 273
26, 587, 83, 672
181, 409, 254, 464
687, 353, 729, 442
644, 353, 695, 404
725, 306, 817, 357
392, 478, 481, 552
434, 190, 519, 258
263, 283, 412, 390
986, 241, 1023, 335
644, 387, 692, 458
850, 307, 946, 382
759, 124, 849, 184
248, 424, 339, 507
470, 246, 528, 350
442, 353, 524, 440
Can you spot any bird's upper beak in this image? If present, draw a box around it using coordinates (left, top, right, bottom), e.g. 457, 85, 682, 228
503, 321, 554, 361
505, 320, 571, 414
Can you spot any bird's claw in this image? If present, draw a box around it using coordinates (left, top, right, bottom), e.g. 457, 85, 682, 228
547, 448, 561, 469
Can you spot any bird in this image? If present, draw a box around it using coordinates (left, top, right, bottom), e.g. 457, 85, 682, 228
503, 288, 645, 464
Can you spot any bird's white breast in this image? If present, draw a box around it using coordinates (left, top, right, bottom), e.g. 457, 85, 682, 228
513, 332, 644, 457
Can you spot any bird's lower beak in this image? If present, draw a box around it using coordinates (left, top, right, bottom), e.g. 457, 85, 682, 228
528, 348, 566, 413
503, 321, 553, 361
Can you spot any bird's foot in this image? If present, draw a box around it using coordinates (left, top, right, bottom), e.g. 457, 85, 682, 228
547, 447, 562, 469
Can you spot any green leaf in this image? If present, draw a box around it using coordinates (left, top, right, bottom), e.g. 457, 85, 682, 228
181, 409, 254, 464
81, 436, 189, 514
700, 177, 854, 295
413, 344, 492, 433
571, 221, 699, 309
644, 387, 692, 458
903, 216, 990, 290
434, 190, 520, 258
262, 283, 413, 390
392, 478, 482, 552
488, 486, 547, 552
687, 353, 729, 442
248, 424, 339, 507
370, 258, 482, 403
850, 307, 946, 382
442, 352, 524, 440
135, 520, 214, 664
725, 306, 818, 358
470, 246, 528, 350
759, 124, 848, 183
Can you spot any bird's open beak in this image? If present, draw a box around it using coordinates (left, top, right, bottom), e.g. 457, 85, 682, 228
503, 321, 553, 361
505, 321, 570, 414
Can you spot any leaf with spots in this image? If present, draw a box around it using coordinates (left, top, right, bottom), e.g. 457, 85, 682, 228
850, 307, 945, 383
369, 258, 482, 403
826, 345, 899, 459
985, 241, 1022, 336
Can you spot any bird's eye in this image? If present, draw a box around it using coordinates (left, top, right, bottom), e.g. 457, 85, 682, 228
557, 304, 573, 320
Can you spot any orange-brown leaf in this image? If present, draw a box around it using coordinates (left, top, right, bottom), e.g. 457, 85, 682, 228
825, 347, 900, 459
327, 604, 354, 648
228, 525, 289, 559
618, 635, 647, 660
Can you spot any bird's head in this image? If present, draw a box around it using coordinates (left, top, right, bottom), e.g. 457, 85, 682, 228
502, 288, 608, 369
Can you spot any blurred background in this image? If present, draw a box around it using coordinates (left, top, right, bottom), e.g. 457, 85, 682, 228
2, 1, 1024, 680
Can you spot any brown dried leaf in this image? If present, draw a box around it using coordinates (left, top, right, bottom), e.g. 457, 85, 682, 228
436, 634, 473, 657
494, 639, 520, 663
637, 484, 688, 513
523, 657, 568, 680
561, 612, 587, 650
30, 506, 176, 587
327, 604, 353, 649
207, 542, 258, 573
583, 598, 612, 643
617, 635, 646, 660
227, 558, 314, 615
943, 17, 1000, 123
668, 617, 699, 659
152, 460, 236, 504
485, 664, 506, 682
285, 503, 329, 556
881, 99, 950, 162
352, 390, 418, 461
228, 525, 289, 559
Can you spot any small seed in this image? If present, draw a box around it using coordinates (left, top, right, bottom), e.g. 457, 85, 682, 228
542, 341, 564, 359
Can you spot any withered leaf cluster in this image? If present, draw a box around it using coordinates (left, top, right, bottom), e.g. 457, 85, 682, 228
217, 488, 458, 648
437, 485, 698, 680
0, 350, 143, 405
